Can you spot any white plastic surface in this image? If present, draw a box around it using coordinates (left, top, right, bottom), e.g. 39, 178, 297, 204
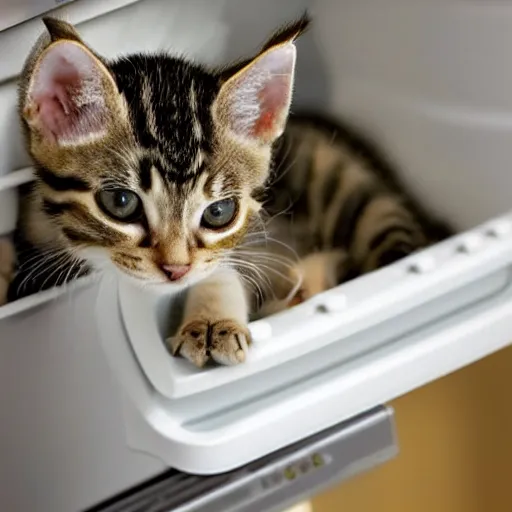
0, 168, 32, 236
98, 232, 512, 472
119, 213, 512, 400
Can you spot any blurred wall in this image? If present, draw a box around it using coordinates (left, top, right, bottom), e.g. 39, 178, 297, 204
313, 344, 512, 512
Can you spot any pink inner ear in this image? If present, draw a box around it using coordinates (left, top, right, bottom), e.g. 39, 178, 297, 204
27, 42, 108, 144
224, 43, 296, 144
252, 73, 292, 140
34, 57, 80, 142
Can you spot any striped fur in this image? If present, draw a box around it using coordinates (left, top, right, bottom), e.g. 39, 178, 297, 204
11, 16, 292, 300
4, 15, 450, 367
257, 112, 451, 307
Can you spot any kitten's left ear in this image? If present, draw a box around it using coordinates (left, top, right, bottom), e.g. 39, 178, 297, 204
214, 14, 310, 145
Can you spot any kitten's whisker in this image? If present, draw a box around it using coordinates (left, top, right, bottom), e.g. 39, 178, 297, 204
230, 264, 273, 293
235, 240, 300, 265
14, 244, 84, 296
40, 254, 75, 291
61, 261, 78, 289
17, 251, 70, 294
250, 262, 296, 285
233, 250, 297, 265
258, 236, 300, 260
260, 200, 296, 222
17, 247, 70, 269
229, 255, 296, 285
221, 258, 274, 302
233, 256, 297, 277
222, 257, 268, 284
240, 235, 269, 246
266, 137, 294, 189
59, 250, 83, 288
267, 153, 298, 189
16, 252, 62, 290
233, 269, 266, 305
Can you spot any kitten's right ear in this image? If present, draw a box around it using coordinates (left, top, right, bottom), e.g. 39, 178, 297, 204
22, 17, 122, 146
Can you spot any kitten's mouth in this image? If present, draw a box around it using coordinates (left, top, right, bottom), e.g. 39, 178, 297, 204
118, 271, 189, 294
153, 265, 214, 287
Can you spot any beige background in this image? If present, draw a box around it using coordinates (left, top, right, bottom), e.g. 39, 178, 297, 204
312, 344, 512, 512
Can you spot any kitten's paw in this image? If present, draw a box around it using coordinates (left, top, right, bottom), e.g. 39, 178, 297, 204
209, 319, 252, 366
0, 238, 15, 307
168, 318, 252, 368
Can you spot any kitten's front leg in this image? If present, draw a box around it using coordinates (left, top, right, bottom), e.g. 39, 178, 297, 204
167, 270, 251, 368
0, 238, 15, 306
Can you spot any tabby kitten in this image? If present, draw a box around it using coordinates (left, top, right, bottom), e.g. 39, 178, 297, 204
11, 16, 310, 367
5, 15, 448, 368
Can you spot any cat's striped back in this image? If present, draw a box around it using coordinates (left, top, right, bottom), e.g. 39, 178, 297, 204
268, 113, 451, 284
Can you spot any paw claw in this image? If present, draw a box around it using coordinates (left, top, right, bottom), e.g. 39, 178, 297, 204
168, 318, 251, 368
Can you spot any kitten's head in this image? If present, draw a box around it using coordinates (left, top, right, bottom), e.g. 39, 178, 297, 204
18, 15, 309, 287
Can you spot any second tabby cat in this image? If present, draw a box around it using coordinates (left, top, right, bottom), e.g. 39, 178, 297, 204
6, 15, 449, 367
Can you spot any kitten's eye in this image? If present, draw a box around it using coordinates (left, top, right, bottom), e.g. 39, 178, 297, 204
201, 198, 237, 229
96, 189, 142, 222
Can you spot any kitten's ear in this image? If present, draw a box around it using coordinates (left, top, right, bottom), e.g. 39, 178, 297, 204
43, 17, 83, 44
215, 14, 310, 145
22, 17, 120, 146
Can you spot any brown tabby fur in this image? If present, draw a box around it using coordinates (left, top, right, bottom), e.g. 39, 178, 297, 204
0, 14, 449, 368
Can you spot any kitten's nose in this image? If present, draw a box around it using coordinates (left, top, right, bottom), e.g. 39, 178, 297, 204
161, 264, 191, 282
